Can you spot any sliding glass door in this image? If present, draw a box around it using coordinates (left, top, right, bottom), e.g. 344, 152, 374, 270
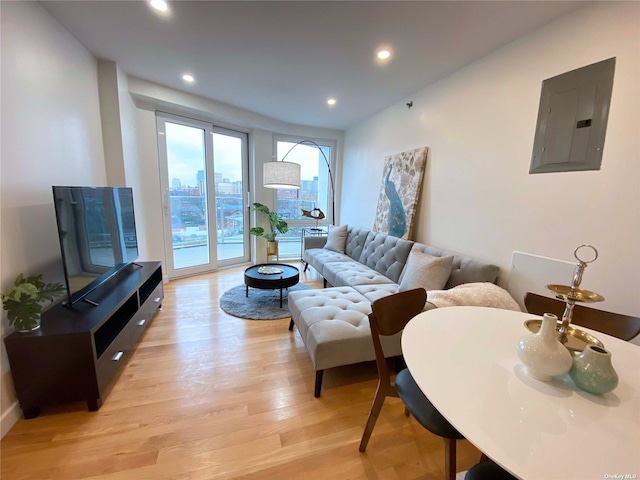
157, 114, 249, 278
212, 127, 249, 263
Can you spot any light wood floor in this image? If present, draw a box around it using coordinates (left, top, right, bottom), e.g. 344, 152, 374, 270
1, 262, 480, 479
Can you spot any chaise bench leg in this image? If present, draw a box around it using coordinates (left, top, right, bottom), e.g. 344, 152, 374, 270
288, 319, 294, 331
314, 370, 324, 397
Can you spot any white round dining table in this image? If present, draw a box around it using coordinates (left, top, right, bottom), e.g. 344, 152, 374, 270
402, 306, 640, 480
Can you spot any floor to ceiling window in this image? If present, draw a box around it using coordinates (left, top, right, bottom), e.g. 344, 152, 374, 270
273, 136, 336, 259
156, 113, 250, 278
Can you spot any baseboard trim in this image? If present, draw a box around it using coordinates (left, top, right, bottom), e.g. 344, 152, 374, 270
1, 401, 22, 439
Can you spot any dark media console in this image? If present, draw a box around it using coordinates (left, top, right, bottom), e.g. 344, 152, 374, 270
4, 262, 163, 419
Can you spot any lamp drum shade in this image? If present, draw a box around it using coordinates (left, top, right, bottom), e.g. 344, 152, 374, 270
263, 161, 301, 189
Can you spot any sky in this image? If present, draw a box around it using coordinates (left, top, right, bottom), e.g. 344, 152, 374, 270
165, 122, 243, 186
276, 141, 320, 181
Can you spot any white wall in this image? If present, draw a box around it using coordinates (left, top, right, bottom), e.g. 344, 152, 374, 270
342, 2, 640, 317
0, 1, 106, 436
98, 60, 127, 186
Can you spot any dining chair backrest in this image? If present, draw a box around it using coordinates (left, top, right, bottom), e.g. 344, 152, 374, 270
368, 288, 426, 387
524, 292, 640, 341
359, 287, 428, 453
371, 288, 428, 337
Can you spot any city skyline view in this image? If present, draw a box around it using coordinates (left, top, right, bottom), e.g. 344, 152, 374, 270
166, 122, 243, 187
166, 122, 322, 188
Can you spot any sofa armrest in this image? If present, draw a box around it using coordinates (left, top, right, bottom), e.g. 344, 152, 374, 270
304, 235, 327, 250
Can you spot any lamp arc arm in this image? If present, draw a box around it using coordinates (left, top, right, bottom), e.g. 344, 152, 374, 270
279, 140, 336, 223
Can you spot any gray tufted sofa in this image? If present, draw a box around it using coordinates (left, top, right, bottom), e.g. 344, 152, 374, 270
289, 226, 500, 397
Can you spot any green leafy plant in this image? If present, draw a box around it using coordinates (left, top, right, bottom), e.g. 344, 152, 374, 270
249, 202, 289, 242
1, 274, 66, 331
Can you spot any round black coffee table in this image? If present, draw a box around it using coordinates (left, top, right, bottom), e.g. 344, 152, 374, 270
244, 264, 300, 308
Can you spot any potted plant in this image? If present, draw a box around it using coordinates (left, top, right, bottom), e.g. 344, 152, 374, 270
249, 202, 289, 260
1, 273, 66, 332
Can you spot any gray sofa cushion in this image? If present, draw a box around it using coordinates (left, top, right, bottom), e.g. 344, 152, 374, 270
303, 248, 351, 277
352, 283, 399, 303
357, 231, 413, 283
399, 250, 453, 292
446, 256, 500, 288
288, 286, 368, 345
344, 226, 371, 262
323, 261, 395, 287
324, 224, 348, 253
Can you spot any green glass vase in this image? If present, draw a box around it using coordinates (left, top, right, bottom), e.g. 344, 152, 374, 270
569, 345, 619, 394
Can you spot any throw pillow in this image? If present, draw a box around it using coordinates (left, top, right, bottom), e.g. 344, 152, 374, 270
324, 224, 348, 253
399, 250, 453, 292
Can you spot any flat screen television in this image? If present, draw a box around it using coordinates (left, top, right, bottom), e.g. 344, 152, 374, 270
52, 186, 139, 306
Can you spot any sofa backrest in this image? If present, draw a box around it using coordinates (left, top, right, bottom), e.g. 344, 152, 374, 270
343, 226, 499, 288
344, 226, 372, 261
357, 230, 414, 284
410, 243, 500, 288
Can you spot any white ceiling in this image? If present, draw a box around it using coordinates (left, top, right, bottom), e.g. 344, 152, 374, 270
42, 1, 585, 131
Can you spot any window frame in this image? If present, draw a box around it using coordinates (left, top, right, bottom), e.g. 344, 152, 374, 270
272, 135, 337, 228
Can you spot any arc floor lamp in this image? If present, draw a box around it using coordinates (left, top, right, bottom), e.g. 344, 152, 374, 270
263, 140, 335, 223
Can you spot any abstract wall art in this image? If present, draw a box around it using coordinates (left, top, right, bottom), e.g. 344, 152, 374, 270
373, 146, 428, 240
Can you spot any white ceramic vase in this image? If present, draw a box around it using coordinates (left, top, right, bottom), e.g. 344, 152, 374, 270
517, 313, 572, 381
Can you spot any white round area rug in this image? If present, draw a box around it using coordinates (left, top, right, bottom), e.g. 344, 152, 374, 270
220, 283, 311, 320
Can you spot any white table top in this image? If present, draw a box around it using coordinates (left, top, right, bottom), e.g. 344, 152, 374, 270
402, 306, 640, 480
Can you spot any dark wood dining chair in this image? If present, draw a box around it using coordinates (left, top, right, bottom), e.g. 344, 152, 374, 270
359, 288, 464, 480
524, 292, 640, 341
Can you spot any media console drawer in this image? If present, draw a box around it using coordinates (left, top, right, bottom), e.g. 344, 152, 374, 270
4, 262, 163, 417
128, 308, 150, 347
95, 327, 131, 395
148, 284, 163, 311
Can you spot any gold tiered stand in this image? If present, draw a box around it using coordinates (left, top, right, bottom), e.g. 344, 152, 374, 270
548, 244, 604, 343
526, 245, 605, 353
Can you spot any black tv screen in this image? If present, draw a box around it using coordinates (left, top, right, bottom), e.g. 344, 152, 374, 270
52, 186, 139, 306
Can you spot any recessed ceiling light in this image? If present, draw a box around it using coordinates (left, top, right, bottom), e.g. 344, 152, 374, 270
377, 50, 391, 60
327, 98, 337, 106
149, 0, 169, 13
182, 74, 195, 83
